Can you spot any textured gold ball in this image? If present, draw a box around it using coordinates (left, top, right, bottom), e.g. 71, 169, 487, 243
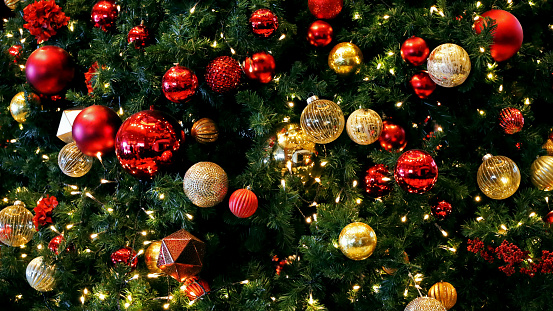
0, 201, 35, 247
9, 92, 40, 123
338, 222, 377, 260
428, 282, 457, 310
328, 42, 363, 76
346, 108, 383, 145
477, 154, 520, 200
543, 139, 553, 156
145, 241, 163, 273
58, 142, 94, 177
191, 118, 219, 144
183, 162, 228, 207
530, 156, 553, 191
405, 297, 447, 311
4, 0, 19, 10
427, 43, 471, 87
300, 96, 345, 144
26, 256, 56, 292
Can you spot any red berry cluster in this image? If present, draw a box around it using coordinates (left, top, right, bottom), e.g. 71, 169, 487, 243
495, 240, 529, 276
272, 255, 289, 275
467, 238, 495, 263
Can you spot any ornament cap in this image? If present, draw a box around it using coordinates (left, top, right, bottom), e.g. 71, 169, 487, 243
482, 154, 493, 162
14, 200, 24, 206
306, 95, 319, 104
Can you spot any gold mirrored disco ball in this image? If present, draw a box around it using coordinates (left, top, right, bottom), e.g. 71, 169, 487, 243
0, 201, 35, 247
530, 156, 553, 191
300, 96, 345, 144
427, 43, 471, 87
338, 222, 377, 260
328, 42, 363, 76
477, 154, 520, 200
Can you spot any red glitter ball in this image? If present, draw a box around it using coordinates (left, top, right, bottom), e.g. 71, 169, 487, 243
250, 8, 278, 37
308, 0, 343, 19
111, 247, 138, 270
205, 56, 242, 93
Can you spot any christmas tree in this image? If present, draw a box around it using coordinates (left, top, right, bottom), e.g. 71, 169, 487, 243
2, 0, 553, 310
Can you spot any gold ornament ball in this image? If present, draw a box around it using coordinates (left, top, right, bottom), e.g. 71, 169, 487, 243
191, 118, 219, 144
9, 92, 40, 123
145, 241, 163, 273
405, 297, 447, 311
183, 162, 228, 207
328, 42, 363, 76
272, 123, 318, 176
58, 142, 94, 177
542, 139, 553, 156
338, 222, 377, 260
26, 256, 56, 292
427, 43, 471, 87
4, 0, 18, 10
428, 282, 457, 310
346, 108, 383, 145
477, 154, 520, 200
382, 251, 409, 275
300, 96, 345, 144
0, 201, 35, 247
530, 156, 553, 191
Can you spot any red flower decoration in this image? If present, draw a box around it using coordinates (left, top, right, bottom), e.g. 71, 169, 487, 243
23, 0, 70, 44
33, 195, 58, 230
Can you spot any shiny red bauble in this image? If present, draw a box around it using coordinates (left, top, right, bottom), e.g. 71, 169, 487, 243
127, 23, 151, 48
474, 9, 523, 62
544, 211, 553, 224
115, 107, 184, 180
307, 20, 333, 47
25, 46, 75, 95
410, 71, 436, 99
8, 44, 23, 62
229, 189, 259, 218
162, 65, 198, 103
48, 235, 74, 255
183, 276, 210, 301
91, 0, 118, 32
250, 8, 279, 37
498, 107, 524, 134
364, 164, 393, 197
205, 56, 242, 93
401, 36, 430, 66
379, 121, 407, 152
73, 105, 121, 157
394, 149, 438, 194
431, 200, 452, 219
243, 52, 276, 84
111, 247, 138, 270
308, 0, 343, 19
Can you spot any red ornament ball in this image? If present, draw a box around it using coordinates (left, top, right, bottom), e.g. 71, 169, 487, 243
250, 9, 278, 37
243, 52, 276, 84
48, 235, 73, 255
127, 23, 151, 48
205, 56, 242, 93
91, 0, 118, 32
111, 247, 138, 270
25, 46, 75, 95
474, 9, 523, 62
432, 200, 452, 219
409, 71, 436, 99
401, 36, 430, 66
8, 44, 23, 62
183, 277, 210, 301
307, 20, 334, 47
544, 211, 553, 224
84, 62, 100, 94
308, 0, 343, 19
229, 189, 259, 218
364, 164, 393, 198
499, 107, 524, 134
379, 121, 407, 152
162, 65, 198, 103
394, 149, 438, 194
116, 107, 184, 180
73, 105, 121, 157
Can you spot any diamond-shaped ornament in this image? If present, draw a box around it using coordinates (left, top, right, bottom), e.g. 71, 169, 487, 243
57, 108, 84, 143
157, 229, 205, 282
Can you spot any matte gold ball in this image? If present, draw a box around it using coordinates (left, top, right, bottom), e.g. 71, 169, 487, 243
191, 118, 219, 144
58, 142, 94, 177
428, 282, 457, 310
427, 43, 471, 87
183, 162, 228, 207
300, 96, 344, 144
477, 154, 520, 200
405, 297, 447, 311
26, 256, 56, 292
0, 201, 35, 247
530, 156, 553, 191
9, 92, 40, 123
145, 241, 163, 273
328, 42, 363, 76
338, 222, 377, 260
346, 108, 383, 145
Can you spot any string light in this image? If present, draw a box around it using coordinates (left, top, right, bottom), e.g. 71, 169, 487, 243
163, 303, 170, 309
500, 224, 508, 231
98, 293, 106, 300
424, 214, 430, 220
240, 280, 249, 284
279, 34, 286, 40
475, 195, 481, 202
352, 180, 358, 187
396, 102, 403, 107
21, 253, 27, 258
476, 216, 484, 221
353, 285, 360, 290
186, 213, 194, 220
525, 98, 531, 105
401, 215, 407, 222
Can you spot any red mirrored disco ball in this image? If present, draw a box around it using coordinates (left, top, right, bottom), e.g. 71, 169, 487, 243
162, 65, 198, 103
379, 120, 407, 152
250, 8, 278, 37
364, 164, 393, 197
72, 105, 122, 157
25, 46, 75, 95
243, 52, 276, 83
394, 149, 438, 194
307, 20, 333, 47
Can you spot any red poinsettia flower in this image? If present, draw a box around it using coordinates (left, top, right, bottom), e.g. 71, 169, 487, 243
23, 0, 70, 44
33, 195, 58, 230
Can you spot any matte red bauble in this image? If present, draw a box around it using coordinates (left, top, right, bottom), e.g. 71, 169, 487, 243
364, 164, 393, 197
432, 200, 452, 219
25, 46, 75, 95
73, 105, 121, 157
111, 247, 138, 270
229, 189, 259, 218
410, 71, 436, 99
498, 107, 524, 134
307, 20, 333, 47
205, 56, 242, 93
91, 0, 118, 32
474, 9, 523, 62
544, 211, 553, 224
162, 65, 198, 103
115, 107, 184, 180
243, 52, 276, 84
308, 0, 343, 19
250, 8, 278, 37
127, 23, 151, 48
183, 277, 210, 301
379, 121, 407, 152
8, 44, 23, 62
394, 149, 438, 194
401, 36, 430, 66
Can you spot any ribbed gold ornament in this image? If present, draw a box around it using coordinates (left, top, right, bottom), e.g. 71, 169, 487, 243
0, 201, 35, 247
427, 43, 471, 87
346, 108, 383, 145
338, 222, 377, 260
477, 154, 520, 200
530, 156, 553, 191
4, 0, 18, 10
405, 297, 447, 311
145, 241, 163, 273
183, 162, 228, 207
300, 96, 344, 144
26, 256, 56, 292
428, 282, 457, 310
9, 92, 40, 123
543, 139, 553, 156
328, 42, 363, 76
191, 118, 219, 144
58, 142, 94, 177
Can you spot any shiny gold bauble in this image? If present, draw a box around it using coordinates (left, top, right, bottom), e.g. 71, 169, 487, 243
328, 42, 363, 76
405, 297, 447, 311
9, 92, 40, 123
272, 123, 317, 176
183, 162, 228, 207
543, 139, 553, 156
300, 96, 344, 144
338, 222, 377, 260
428, 282, 457, 310
0, 201, 35, 247
191, 118, 219, 144
145, 241, 163, 273
477, 154, 520, 200
4, 0, 18, 10
346, 108, 383, 145
382, 251, 409, 275
427, 43, 471, 87
26, 256, 56, 292
58, 142, 94, 177
530, 156, 553, 191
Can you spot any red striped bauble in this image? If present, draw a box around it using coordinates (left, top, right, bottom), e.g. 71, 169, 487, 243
229, 189, 258, 218
182, 276, 210, 301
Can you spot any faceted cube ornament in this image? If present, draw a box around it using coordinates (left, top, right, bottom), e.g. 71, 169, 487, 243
157, 229, 206, 282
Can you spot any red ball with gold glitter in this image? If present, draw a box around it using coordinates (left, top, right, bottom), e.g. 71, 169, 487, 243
474, 10, 523, 62
394, 149, 438, 194
250, 9, 278, 37
401, 36, 430, 66
243, 52, 276, 84
379, 121, 407, 152
229, 189, 258, 218
307, 20, 333, 47
499, 107, 524, 134
25, 46, 75, 95
111, 247, 138, 270
162, 65, 198, 103
308, 0, 343, 19
364, 164, 393, 198
91, 0, 118, 32
432, 200, 452, 219
182, 277, 210, 301
128, 22, 151, 48
205, 56, 242, 93
410, 71, 436, 99
8, 45, 23, 63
